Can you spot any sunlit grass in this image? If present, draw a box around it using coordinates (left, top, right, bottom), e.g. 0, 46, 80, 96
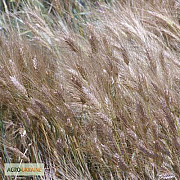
0, 0, 180, 179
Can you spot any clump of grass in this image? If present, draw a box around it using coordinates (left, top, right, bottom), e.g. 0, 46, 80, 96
0, 0, 180, 179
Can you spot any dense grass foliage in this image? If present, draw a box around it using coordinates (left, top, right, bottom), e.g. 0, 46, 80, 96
0, 0, 180, 179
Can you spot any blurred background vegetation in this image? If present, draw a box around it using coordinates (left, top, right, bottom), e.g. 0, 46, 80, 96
0, 0, 113, 36
0, 0, 113, 14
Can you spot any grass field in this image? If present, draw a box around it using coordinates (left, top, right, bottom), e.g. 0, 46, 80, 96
0, 0, 180, 179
